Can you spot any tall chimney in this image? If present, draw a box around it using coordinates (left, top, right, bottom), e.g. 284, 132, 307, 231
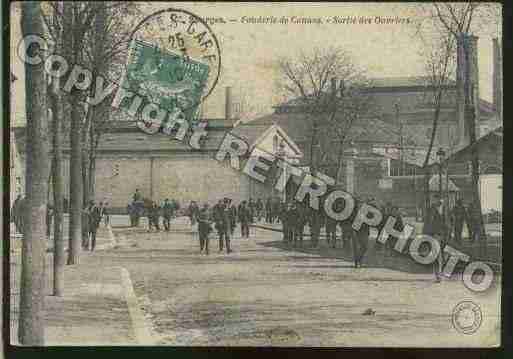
456, 34, 480, 147
225, 86, 232, 121
493, 38, 502, 121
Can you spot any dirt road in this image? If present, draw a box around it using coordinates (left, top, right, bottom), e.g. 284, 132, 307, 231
86, 217, 500, 347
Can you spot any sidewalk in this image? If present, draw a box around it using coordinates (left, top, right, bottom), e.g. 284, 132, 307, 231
9, 222, 152, 346
44, 264, 138, 345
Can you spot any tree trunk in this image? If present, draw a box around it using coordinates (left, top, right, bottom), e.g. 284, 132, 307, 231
49, 76, 64, 296
67, 93, 83, 265
65, 2, 83, 265
462, 37, 487, 250
19, 1, 50, 344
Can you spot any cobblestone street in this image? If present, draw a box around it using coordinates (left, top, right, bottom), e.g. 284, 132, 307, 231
77, 216, 502, 347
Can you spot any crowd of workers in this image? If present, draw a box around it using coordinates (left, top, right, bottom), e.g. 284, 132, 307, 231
10, 187, 489, 277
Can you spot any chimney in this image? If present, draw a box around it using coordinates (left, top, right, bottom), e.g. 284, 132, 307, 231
456, 34, 480, 147
225, 86, 232, 121
493, 38, 502, 121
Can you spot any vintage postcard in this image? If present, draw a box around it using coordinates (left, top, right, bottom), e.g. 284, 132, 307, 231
7, 1, 503, 348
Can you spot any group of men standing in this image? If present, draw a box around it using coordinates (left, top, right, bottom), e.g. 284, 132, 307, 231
196, 198, 257, 255
127, 189, 180, 231
278, 199, 372, 268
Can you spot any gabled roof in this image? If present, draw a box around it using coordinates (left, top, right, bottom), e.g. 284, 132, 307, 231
242, 111, 402, 146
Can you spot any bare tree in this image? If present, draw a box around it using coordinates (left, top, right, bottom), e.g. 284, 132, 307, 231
419, 32, 456, 224
276, 47, 373, 182
19, 1, 50, 344
81, 2, 140, 203
41, 2, 139, 263
414, 3, 500, 246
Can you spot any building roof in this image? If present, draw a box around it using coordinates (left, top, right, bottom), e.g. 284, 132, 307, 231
442, 127, 503, 164
12, 118, 237, 154
368, 76, 456, 89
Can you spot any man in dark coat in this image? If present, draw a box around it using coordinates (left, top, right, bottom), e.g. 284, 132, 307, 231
466, 201, 482, 242
228, 199, 237, 236
12, 195, 25, 235
127, 202, 135, 227
238, 200, 251, 238
340, 219, 353, 251
148, 201, 161, 232
424, 198, 446, 282
294, 202, 308, 248
272, 198, 281, 224
325, 215, 337, 248
248, 198, 256, 224
451, 199, 466, 244
255, 198, 264, 222
188, 201, 200, 227
265, 197, 273, 223
198, 203, 213, 254
46, 204, 54, 237
213, 199, 232, 253
279, 202, 291, 243
86, 201, 102, 251
162, 198, 174, 232
309, 208, 322, 248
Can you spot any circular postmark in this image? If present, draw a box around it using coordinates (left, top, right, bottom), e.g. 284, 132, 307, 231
451, 300, 483, 335
129, 7, 221, 102
124, 8, 222, 133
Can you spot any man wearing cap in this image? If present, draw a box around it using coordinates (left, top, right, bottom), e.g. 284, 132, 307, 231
162, 198, 174, 232
198, 203, 213, 254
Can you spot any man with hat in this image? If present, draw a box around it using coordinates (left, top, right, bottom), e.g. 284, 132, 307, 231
162, 198, 174, 232
198, 203, 213, 254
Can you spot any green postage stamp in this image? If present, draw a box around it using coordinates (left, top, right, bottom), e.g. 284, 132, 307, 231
123, 39, 210, 131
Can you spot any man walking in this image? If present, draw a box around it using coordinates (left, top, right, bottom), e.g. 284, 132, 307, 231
148, 201, 161, 232
198, 203, 213, 255
238, 200, 251, 239
424, 197, 446, 282
256, 198, 264, 222
86, 201, 102, 251
46, 204, 54, 238
248, 198, 256, 224
214, 199, 232, 253
265, 197, 272, 224
325, 214, 337, 249
272, 198, 281, 224
162, 199, 174, 232
102, 202, 110, 227
309, 208, 322, 248
228, 199, 237, 236
353, 213, 370, 268
280, 202, 291, 243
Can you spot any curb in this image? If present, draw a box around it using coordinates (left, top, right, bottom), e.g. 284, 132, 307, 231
119, 267, 155, 345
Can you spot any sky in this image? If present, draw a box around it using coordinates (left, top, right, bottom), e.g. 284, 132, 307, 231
10, 2, 502, 125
